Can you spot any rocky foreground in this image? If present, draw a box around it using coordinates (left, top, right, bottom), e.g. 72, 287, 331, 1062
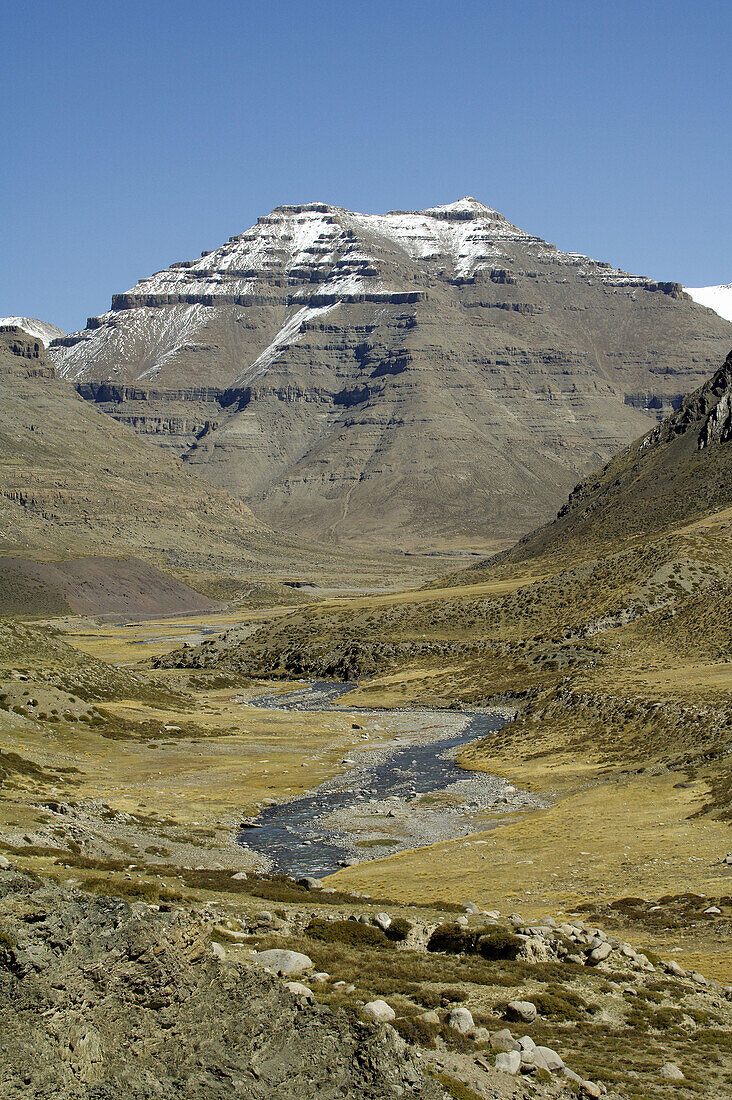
2, 860, 730, 1099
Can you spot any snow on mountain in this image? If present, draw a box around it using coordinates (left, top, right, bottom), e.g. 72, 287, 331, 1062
0, 317, 66, 347
50, 199, 650, 384
684, 284, 732, 324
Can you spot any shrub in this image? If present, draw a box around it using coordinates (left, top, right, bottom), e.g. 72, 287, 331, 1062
392, 1016, 439, 1049
306, 918, 391, 948
477, 929, 523, 960
385, 917, 412, 942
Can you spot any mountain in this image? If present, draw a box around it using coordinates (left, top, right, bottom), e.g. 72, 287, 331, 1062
0, 316, 65, 347
48, 199, 732, 549
0, 327, 282, 581
685, 282, 732, 323
458, 345, 732, 572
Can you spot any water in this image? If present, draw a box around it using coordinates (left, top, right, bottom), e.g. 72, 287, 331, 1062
238, 682, 515, 878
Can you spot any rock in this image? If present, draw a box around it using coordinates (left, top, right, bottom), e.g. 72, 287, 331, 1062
566, 953, 585, 965
462, 902, 480, 914
704, 905, 721, 915
581, 1081, 603, 1098
518, 1036, 536, 1051
446, 1007, 474, 1034
522, 1047, 549, 1073
0, 855, 11, 869
490, 1029, 520, 1053
373, 912, 392, 931
311, 972, 329, 983
253, 949, 313, 976
231, 871, 248, 880
660, 1063, 684, 1080
724, 854, 732, 865
665, 960, 686, 977
472, 1027, 491, 1043
421, 1010, 440, 1025
211, 942, 226, 960
588, 942, 612, 964
363, 999, 396, 1023
505, 1000, 537, 1023
536, 1045, 564, 1071
495, 1051, 521, 1075
285, 982, 314, 1001
484, 910, 502, 920
296, 876, 321, 890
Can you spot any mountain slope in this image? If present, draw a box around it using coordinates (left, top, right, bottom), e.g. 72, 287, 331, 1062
48, 199, 732, 547
0, 328, 285, 578
0, 316, 65, 347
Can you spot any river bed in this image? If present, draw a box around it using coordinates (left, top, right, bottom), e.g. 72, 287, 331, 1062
237, 682, 549, 878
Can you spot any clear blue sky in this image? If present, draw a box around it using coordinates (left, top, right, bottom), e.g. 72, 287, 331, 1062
3, 0, 730, 333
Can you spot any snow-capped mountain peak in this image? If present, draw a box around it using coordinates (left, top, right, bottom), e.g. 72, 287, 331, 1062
684, 283, 732, 324
0, 317, 66, 347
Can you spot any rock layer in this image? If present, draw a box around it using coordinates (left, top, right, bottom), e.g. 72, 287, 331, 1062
49, 199, 732, 546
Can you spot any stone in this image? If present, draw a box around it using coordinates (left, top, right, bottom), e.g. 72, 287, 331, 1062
485, 910, 502, 920
285, 982, 314, 1001
310, 972, 329, 983
231, 871, 248, 880
660, 1063, 684, 1080
665, 960, 686, 976
472, 1027, 491, 1043
581, 1082, 603, 1098
490, 1029, 520, 1053
363, 999, 396, 1023
253, 949, 313, 976
446, 1007, 474, 1034
505, 1000, 537, 1023
421, 1010, 440, 1025
373, 912, 392, 931
211, 942, 226, 960
704, 905, 721, 915
518, 1036, 536, 1051
462, 902, 480, 914
495, 1051, 521, 1075
296, 876, 321, 890
536, 1046, 564, 1071
588, 942, 612, 964
566, 953, 585, 965
0, 855, 11, 869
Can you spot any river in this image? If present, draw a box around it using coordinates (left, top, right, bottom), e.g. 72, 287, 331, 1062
237, 682, 547, 878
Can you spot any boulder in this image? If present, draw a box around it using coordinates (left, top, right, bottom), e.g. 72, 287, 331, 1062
660, 1063, 684, 1080
588, 942, 612, 964
363, 999, 396, 1023
253, 949, 313, 976
490, 1029, 520, 1053
462, 902, 480, 914
231, 871, 248, 881
285, 982, 314, 1001
296, 876, 321, 890
0, 855, 11, 869
536, 1045, 564, 1071
446, 1007, 474, 1034
495, 1051, 521, 1075
373, 912, 392, 931
506, 1000, 537, 1023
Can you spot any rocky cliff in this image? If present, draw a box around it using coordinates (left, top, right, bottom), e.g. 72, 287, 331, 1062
49, 199, 732, 547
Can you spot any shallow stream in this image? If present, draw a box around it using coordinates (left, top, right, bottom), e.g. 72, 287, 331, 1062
237, 682, 545, 878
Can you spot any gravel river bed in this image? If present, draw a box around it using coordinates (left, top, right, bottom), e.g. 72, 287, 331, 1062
237, 682, 550, 878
